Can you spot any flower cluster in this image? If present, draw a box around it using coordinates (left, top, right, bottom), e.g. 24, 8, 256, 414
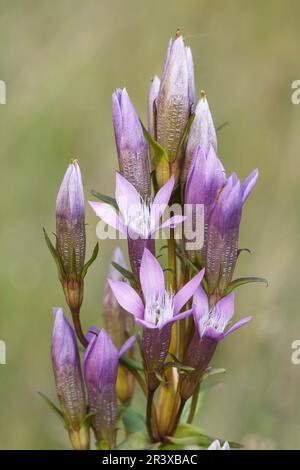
44, 30, 263, 450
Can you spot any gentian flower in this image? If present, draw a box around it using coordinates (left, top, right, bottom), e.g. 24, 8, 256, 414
208, 440, 230, 450
56, 160, 86, 313
179, 287, 251, 399
108, 248, 205, 391
83, 329, 135, 449
89, 173, 185, 277
182, 93, 217, 182
155, 31, 194, 186
185, 145, 258, 296
112, 88, 151, 199
103, 247, 135, 403
51, 307, 89, 450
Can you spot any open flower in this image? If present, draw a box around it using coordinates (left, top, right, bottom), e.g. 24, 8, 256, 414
83, 329, 135, 448
109, 248, 204, 390
89, 173, 185, 277
208, 440, 230, 450
179, 287, 251, 399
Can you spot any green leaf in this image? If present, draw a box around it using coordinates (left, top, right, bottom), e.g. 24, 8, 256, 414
111, 261, 136, 283
216, 121, 229, 132
117, 431, 153, 450
69, 242, 77, 275
154, 371, 167, 385
90, 190, 118, 210
237, 247, 252, 258
177, 113, 195, 161
141, 121, 169, 168
164, 361, 195, 373
80, 412, 96, 429
202, 367, 226, 381
43, 228, 64, 280
120, 355, 144, 372
181, 390, 205, 423
122, 408, 146, 434
169, 423, 242, 449
38, 392, 65, 426
81, 242, 99, 278
224, 276, 268, 294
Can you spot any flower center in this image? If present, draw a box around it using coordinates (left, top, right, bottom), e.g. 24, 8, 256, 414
126, 197, 153, 238
144, 291, 174, 328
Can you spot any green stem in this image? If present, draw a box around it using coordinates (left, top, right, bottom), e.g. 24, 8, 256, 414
71, 309, 88, 348
187, 384, 200, 424
146, 390, 156, 442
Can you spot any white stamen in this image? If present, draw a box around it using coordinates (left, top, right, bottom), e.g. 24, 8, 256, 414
144, 290, 174, 328
125, 197, 154, 238
200, 304, 227, 336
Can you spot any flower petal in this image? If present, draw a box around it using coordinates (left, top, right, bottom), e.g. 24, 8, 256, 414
158, 215, 186, 231
166, 308, 193, 326
88, 201, 126, 234
241, 168, 259, 204
139, 248, 165, 300
192, 286, 209, 335
119, 335, 136, 358
115, 172, 141, 219
224, 315, 252, 337
173, 268, 205, 314
108, 279, 144, 319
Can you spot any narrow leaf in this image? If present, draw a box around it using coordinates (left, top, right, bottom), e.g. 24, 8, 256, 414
237, 247, 252, 258
120, 356, 144, 372
111, 261, 135, 282
81, 242, 99, 278
43, 228, 64, 280
141, 121, 169, 168
91, 190, 118, 210
202, 367, 226, 381
177, 113, 195, 160
225, 276, 268, 294
38, 392, 65, 426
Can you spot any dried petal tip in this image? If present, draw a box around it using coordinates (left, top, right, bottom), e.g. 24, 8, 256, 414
175, 28, 181, 37
200, 89, 206, 97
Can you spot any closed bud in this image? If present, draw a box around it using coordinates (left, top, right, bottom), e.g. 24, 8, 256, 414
112, 88, 151, 199
51, 308, 89, 450
56, 160, 86, 313
182, 93, 217, 182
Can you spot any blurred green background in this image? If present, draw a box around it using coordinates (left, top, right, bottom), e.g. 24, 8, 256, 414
0, 0, 300, 449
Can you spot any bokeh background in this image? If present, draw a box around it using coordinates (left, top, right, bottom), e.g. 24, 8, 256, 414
0, 0, 300, 449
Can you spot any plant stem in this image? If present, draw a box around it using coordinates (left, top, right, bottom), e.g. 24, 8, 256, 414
71, 309, 88, 348
187, 384, 200, 424
167, 396, 186, 437
168, 227, 177, 291
146, 390, 156, 442
120, 359, 148, 397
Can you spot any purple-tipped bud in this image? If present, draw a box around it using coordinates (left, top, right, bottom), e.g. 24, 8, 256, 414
83, 329, 134, 448
147, 76, 161, 162
156, 33, 191, 167
112, 88, 151, 199
51, 308, 89, 449
56, 160, 86, 274
182, 93, 217, 182
103, 247, 135, 403
205, 174, 243, 295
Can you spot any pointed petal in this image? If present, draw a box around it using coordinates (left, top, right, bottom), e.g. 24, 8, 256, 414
224, 315, 252, 336
88, 201, 126, 234
241, 169, 259, 203
140, 248, 165, 300
119, 335, 136, 357
158, 215, 186, 231
166, 308, 193, 326
173, 268, 205, 314
136, 317, 158, 329
215, 292, 235, 327
115, 172, 141, 218
192, 286, 209, 334
108, 279, 144, 319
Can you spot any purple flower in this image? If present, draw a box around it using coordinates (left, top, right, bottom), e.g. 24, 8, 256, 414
156, 33, 193, 163
179, 287, 251, 399
89, 173, 185, 277
182, 94, 217, 182
108, 248, 204, 390
56, 160, 86, 275
112, 88, 151, 199
51, 308, 89, 449
208, 440, 230, 450
83, 329, 135, 448
103, 247, 135, 403
205, 169, 259, 295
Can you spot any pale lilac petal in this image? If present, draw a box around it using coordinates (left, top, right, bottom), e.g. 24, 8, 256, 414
215, 292, 235, 326
153, 176, 174, 207
166, 308, 193, 326
118, 335, 136, 357
136, 317, 158, 329
158, 215, 186, 231
140, 248, 165, 300
108, 279, 144, 319
192, 286, 209, 332
86, 325, 99, 343
241, 168, 259, 203
88, 201, 126, 234
115, 172, 141, 218
224, 315, 252, 336
173, 268, 205, 314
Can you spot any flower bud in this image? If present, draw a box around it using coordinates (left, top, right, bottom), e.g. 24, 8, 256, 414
147, 75, 161, 163
182, 93, 217, 182
83, 329, 134, 448
103, 247, 135, 403
51, 308, 89, 450
112, 88, 151, 199
56, 160, 86, 313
